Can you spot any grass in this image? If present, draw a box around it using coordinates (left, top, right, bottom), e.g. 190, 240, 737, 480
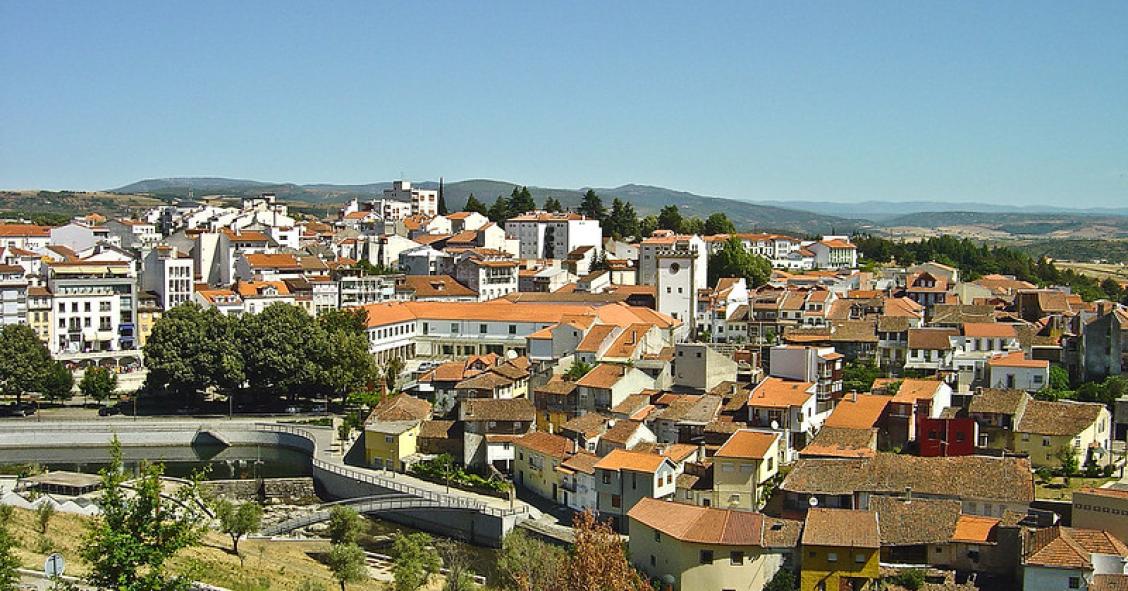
3, 506, 408, 591
1034, 475, 1116, 501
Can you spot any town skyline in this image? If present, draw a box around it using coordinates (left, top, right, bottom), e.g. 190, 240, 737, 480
3, 2, 1126, 207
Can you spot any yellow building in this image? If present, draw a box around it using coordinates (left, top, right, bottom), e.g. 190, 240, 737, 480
628, 497, 800, 591
513, 431, 575, 502
26, 286, 52, 344
1013, 399, 1111, 469
362, 394, 432, 472
800, 508, 880, 591
712, 429, 781, 510
136, 292, 162, 348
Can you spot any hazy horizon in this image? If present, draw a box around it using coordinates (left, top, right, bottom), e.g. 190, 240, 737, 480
2, 1, 1126, 207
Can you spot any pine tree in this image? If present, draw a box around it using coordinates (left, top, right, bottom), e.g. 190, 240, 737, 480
657, 205, 683, 233
508, 186, 536, 218
463, 194, 487, 216
487, 195, 510, 222
543, 197, 563, 213
578, 190, 606, 221
437, 178, 448, 216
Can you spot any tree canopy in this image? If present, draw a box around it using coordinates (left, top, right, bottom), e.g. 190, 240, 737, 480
543, 197, 563, 213
707, 237, 772, 287
703, 212, 736, 235
578, 190, 606, 222
80, 366, 118, 403
507, 186, 536, 218
0, 323, 53, 403
463, 194, 487, 216
487, 195, 510, 223
604, 198, 640, 239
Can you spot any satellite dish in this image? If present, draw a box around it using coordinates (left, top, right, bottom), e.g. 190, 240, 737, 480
770, 420, 780, 431
506, 349, 518, 360
808, 497, 819, 508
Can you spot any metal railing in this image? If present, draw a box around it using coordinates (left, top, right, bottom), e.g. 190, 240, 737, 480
254, 423, 527, 518
261, 494, 474, 536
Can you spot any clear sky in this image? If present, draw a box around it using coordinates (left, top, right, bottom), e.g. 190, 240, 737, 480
2, 1, 1126, 207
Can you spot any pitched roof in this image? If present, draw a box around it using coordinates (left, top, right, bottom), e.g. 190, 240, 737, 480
366, 394, 431, 423
963, 322, 1018, 338
560, 451, 600, 475
575, 363, 629, 389
1026, 527, 1128, 569
715, 430, 779, 460
747, 377, 815, 409
361, 300, 676, 329
988, 350, 1049, 369
889, 378, 945, 404
655, 395, 723, 425
459, 398, 535, 422
870, 496, 961, 546
575, 324, 619, 353
951, 515, 1001, 544
801, 508, 880, 548
0, 224, 51, 237
969, 389, 1031, 416
823, 394, 889, 430
628, 497, 768, 547
800, 427, 877, 459
782, 454, 1034, 503
602, 420, 646, 445
515, 431, 575, 459
560, 413, 610, 439
593, 448, 670, 473
1017, 400, 1106, 437
399, 275, 476, 298
908, 327, 958, 350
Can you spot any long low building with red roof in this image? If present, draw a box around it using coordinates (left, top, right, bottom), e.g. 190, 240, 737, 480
357, 299, 678, 363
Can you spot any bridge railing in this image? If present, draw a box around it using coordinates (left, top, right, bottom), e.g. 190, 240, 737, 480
255, 422, 527, 518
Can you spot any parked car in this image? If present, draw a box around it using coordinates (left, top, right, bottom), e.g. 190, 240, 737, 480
98, 405, 122, 417
284, 406, 300, 414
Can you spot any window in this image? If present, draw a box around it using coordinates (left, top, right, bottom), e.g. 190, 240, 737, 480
479, 324, 487, 334
767, 457, 774, 471
1022, 433, 1030, 442
421, 322, 429, 335
649, 555, 655, 567
1042, 436, 1051, 447
384, 435, 394, 443
826, 552, 837, 563
653, 530, 661, 542
1069, 577, 1081, 589
611, 494, 621, 508
602, 472, 610, 484
508, 324, 516, 334
451, 323, 459, 333
730, 551, 744, 565
855, 553, 866, 563
699, 550, 713, 564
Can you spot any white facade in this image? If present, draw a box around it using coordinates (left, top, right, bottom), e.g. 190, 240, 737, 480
644, 234, 707, 334
141, 247, 194, 311
504, 213, 602, 260
383, 180, 438, 217
0, 265, 28, 326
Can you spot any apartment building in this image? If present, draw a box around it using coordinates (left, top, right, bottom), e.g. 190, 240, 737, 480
0, 264, 28, 326
505, 212, 602, 260
141, 246, 194, 311
45, 260, 137, 354
105, 219, 161, 250
383, 180, 438, 218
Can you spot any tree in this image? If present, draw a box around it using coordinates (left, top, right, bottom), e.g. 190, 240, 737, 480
763, 568, 796, 591
437, 180, 449, 216
543, 197, 563, 213
464, 194, 487, 216
578, 190, 606, 222
327, 542, 367, 591
327, 506, 364, 546
82, 437, 206, 591
708, 237, 772, 287
239, 303, 322, 400
435, 539, 479, 591
36, 501, 56, 534
564, 511, 650, 591
564, 361, 593, 381
487, 195, 510, 223
392, 532, 441, 591
316, 330, 379, 402
679, 216, 704, 236
507, 186, 536, 218
703, 212, 736, 236
1049, 364, 1071, 391
842, 360, 882, 394
1055, 445, 1080, 481
215, 499, 262, 556
605, 198, 639, 240
498, 529, 566, 591
80, 366, 118, 404
318, 308, 369, 336
0, 323, 53, 404
0, 510, 18, 591
656, 205, 683, 233
638, 215, 658, 238
384, 357, 406, 394
144, 304, 243, 403
41, 361, 75, 402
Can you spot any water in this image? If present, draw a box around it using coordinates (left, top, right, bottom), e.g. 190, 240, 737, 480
0, 444, 312, 480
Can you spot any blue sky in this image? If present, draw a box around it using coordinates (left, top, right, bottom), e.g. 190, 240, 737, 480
2, 1, 1125, 207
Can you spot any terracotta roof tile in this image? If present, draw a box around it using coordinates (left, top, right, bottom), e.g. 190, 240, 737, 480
715, 430, 779, 460
801, 508, 880, 548
628, 497, 769, 546
593, 448, 670, 473
1017, 399, 1105, 437
515, 431, 575, 459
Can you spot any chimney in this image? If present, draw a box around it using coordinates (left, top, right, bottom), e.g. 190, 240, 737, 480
849, 390, 858, 402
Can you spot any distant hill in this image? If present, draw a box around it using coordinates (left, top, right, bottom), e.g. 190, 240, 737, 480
878, 210, 1128, 239
754, 199, 1128, 221
110, 177, 866, 235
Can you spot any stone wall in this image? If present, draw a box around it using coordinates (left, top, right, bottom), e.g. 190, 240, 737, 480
202, 477, 319, 505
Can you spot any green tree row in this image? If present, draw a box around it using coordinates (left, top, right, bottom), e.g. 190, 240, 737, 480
143, 303, 379, 404
0, 324, 74, 404
854, 234, 1125, 302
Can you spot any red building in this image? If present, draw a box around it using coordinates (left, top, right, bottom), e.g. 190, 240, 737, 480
916, 416, 977, 457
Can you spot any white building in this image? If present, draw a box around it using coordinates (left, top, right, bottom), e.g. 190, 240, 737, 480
505, 212, 602, 260
0, 264, 29, 326
808, 236, 858, 269
454, 251, 519, 301
383, 180, 439, 218
141, 246, 194, 311
46, 260, 137, 354
640, 232, 707, 335
105, 219, 161, 251
0, 224, 52, 251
